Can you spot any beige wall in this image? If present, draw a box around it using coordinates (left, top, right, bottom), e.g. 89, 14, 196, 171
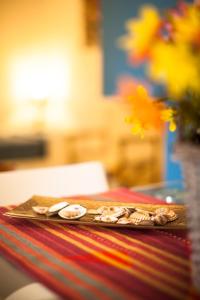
0, 0, 165, 184
0, 0, 132, 135
0, 0, 105, 134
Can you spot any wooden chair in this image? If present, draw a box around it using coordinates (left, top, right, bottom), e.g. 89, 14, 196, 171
0, 161, 109, 300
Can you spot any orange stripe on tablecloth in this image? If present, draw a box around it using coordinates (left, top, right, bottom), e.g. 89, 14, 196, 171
65, 224, 188, 292
0, 229, 82, 300
89, 225, 189, 268
1, 217, 134, 300
103, 227, 189, 267
0, 219, 123, 300
40, 222, 186, 300
36, 220, 132, 267
0, 228, 95, 300
81, 225, 189, 279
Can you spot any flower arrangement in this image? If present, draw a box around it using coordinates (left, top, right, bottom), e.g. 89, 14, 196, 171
119, 0, 200, 143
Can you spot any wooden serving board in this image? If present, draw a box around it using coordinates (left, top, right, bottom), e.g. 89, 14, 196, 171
4, 195, 187, 229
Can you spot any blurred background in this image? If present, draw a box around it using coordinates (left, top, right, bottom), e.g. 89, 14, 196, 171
0, 0, 176, 188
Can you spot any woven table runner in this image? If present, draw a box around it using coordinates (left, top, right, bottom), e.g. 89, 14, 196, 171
0, 188, 199, 300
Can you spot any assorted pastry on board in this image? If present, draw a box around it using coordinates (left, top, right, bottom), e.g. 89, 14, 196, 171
89, 206, 177, 226
32, 202, 178, 226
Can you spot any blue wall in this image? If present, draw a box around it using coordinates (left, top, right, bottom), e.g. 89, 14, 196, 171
101, 0, 183, 183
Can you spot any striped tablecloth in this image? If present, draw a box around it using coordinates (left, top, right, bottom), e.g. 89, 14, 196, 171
0, 188, 199, 300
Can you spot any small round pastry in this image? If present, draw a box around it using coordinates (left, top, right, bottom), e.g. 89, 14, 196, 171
94, 215, 102, 221
117, 217, 131, 224
153, 214, 169, 225
32, 206, 49, 215
155, 207, 177, 222
100, 215, 118, 223
96, 206, 107, 214
58, 204, 86, 220
135, 208, 151, 216
137, 219, 154, 226
98, 206, 126, 218
155, 207, 170, 215
123, 207, 135, 218
47, 201, 69, 216
166, 210, 178, 222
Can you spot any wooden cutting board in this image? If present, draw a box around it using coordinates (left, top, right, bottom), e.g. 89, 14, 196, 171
4, 195, 187, 229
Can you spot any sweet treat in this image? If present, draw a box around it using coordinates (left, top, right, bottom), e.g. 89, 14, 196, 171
32, 206, 49, 215
153, 214, 169, 225
155, 207, 177, 222
155, 207, 170, 215
129, 211, 152, 225
47, 202, 69, 216
97, 206, 126, 218
58, 204, 86, 220
166, 210, 178, 221
94, 215, 102, 221
100, 215, 118, 223
117, 217, 131, 224
92, 205, 178, 227
123, 207, 136, 217
136, 219, 154, 226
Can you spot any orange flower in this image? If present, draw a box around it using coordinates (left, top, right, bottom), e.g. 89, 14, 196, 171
119, 80, 175, 137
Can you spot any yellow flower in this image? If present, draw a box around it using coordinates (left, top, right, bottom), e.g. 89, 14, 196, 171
172, 4, 200, 46
161, 109, 176, 132
161, 108, 172, 121
131, 122, 145, 138
169, 121, 176, 132
119, 2, 200, 139
119, 6, 161, 62
149, 42, 200, 97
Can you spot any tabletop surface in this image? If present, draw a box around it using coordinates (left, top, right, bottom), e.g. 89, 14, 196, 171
0, 188, 199, 300
133, 181, 186, 204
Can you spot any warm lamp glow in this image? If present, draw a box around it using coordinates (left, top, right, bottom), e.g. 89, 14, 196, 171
11, 52, 69, 102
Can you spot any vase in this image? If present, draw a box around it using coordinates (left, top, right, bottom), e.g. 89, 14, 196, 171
175, 142, 200, 292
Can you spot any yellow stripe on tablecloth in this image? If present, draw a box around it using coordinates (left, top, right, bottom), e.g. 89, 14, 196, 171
81, 226, 188, 275
36, 222, 185, 299
102, 227, 189, 267
64, 225, 187, 291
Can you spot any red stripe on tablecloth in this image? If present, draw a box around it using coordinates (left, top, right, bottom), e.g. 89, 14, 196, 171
22, 222, 146, 300
0, 229, 83, 300
44, 221, 188, 299
66, 224, 189, 293
0, 220, 127, 299
116, 228, 190, 259
81, 225, 190, 282
0, 225, 103, 299
44, 222, 183, 300
0, 211, 181, 299
0, 212, 134, 300
92, 225, 189, 267
19, 220, 149, 300
0, 188, 192, 300
0, 219, 124, 300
